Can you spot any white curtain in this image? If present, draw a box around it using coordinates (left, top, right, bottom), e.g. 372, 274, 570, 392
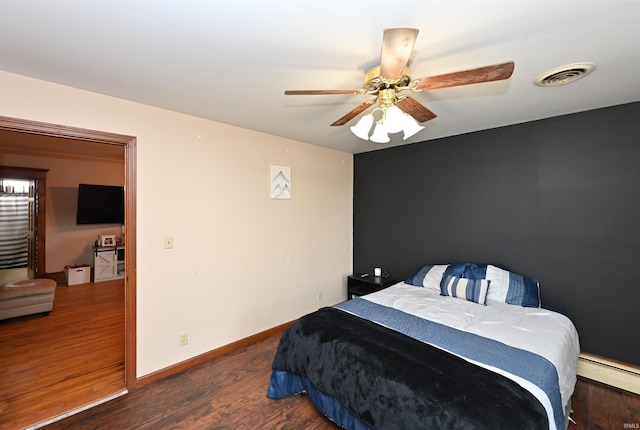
0, 193, 29, 269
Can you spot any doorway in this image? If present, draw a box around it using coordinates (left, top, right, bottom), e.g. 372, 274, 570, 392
0, 117, 137, 400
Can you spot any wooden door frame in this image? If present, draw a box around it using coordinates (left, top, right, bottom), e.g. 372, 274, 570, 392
0, 116, 137, 389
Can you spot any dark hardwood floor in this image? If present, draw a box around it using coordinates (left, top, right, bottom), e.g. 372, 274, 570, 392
572, 378, 640, 430
43, 327, 329, 430
42, 332, 640, 429
2, 277, 638, 429
0, 279, 125, 430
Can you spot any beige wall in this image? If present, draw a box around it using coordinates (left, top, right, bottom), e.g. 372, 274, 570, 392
0, 71, 353, 377
0, 153, 124, 272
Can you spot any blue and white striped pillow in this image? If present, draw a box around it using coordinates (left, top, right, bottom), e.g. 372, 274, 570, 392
485, 264, 540, 307
440, 275, 490, 305
405, 264, 449, 290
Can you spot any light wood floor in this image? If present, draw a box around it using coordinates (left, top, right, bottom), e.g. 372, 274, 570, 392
0, 279, 125, 430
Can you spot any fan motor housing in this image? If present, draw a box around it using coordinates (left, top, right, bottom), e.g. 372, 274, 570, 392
364, 66, 412, 92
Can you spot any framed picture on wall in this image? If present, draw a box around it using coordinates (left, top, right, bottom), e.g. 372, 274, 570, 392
270, 165, 291, 199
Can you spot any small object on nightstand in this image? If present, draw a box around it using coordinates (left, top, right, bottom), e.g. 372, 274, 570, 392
348, 273, 397, 299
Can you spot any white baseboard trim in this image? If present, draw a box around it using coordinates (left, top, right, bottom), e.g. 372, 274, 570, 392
27, 389, 128, 429
577, 353, 640, 395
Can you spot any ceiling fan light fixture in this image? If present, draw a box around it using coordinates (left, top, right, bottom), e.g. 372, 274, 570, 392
402, 116, 425, 140
349, 104, 426, 142
287, 28, 516, 146
383, 105, 406, 134
370, 122, 391, 144
350, 115, 374, 140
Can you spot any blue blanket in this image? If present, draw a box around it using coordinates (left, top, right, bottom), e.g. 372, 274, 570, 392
335, 298, 564, 430
268, 305, 549, 429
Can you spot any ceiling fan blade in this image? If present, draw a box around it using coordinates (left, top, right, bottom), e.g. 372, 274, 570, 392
285, 89, 362, 95
379, 27, 419, 81
396, 97, 437, 122
413, 61, 515, 91
330, 100, 376, 126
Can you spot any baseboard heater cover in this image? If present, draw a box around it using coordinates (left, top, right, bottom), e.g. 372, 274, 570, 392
577, 353, 640, 395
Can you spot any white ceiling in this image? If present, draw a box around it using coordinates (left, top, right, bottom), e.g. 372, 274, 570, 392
1, 0, 639, 154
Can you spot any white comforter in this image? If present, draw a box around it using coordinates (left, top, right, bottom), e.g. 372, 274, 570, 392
360, 282, 580, 430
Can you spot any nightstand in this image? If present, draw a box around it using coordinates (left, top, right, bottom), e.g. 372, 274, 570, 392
347, 274, 397, 299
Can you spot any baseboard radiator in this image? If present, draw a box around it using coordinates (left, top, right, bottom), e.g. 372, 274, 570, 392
577, 353, 640, 395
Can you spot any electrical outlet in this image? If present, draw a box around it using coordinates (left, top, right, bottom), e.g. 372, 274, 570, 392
179, 332, 188, 346
317, 291, 323, 301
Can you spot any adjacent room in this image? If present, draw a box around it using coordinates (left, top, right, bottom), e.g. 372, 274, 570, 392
0, 1, 638, 429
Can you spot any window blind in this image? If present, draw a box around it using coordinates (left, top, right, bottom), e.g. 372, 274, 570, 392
0, 193, 29, 269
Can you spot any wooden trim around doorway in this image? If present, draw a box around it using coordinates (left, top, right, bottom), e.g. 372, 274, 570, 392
0, 115, 137, 388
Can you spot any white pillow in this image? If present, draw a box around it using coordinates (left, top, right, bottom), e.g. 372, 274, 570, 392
423, 265, 448, 290
485, 264, 541, 307
485, 264, 510, 302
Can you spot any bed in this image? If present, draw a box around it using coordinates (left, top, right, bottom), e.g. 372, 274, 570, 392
266, 263, 580, 430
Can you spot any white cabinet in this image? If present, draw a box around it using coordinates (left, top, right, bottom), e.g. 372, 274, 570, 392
93, 246, 124, 282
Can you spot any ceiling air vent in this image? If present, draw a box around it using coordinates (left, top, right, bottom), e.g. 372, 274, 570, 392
533, 62, 596, 87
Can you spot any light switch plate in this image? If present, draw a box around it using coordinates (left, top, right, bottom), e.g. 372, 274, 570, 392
164, 236, 173, 249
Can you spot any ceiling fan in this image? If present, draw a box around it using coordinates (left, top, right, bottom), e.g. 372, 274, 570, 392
285, 27, 515, 143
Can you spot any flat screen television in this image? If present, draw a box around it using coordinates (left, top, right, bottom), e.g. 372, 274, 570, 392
76, 183, 124, 225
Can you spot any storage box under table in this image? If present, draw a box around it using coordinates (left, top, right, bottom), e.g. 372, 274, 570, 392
65, 265, 91, 285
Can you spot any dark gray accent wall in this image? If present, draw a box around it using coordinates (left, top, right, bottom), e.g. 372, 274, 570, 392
353, 102, 640, 366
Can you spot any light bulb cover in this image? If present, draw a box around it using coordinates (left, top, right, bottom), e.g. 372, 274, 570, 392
350, 115, 374, 140
383, 105, 405, 134
370, 122, 390, 143
402, 115, 425, 140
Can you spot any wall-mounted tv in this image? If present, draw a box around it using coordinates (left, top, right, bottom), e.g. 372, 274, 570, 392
76, 183, 124, 225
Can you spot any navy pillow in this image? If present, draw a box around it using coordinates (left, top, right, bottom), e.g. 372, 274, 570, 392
442, 263, 466, 278
407, 263, 492, 285
464, 263, 487, 280
506, 273, 540, 307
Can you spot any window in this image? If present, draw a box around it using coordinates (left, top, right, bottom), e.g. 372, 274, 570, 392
0, 179, 30, 269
